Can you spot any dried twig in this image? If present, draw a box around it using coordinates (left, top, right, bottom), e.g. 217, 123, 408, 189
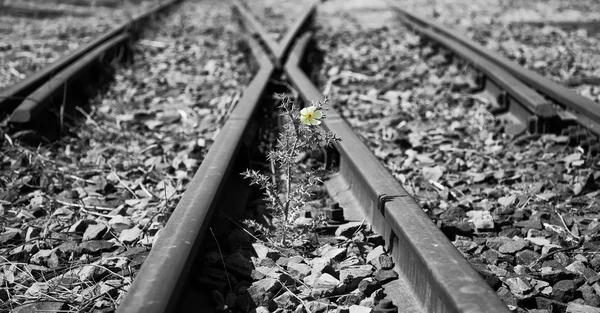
210, 227, 232, 292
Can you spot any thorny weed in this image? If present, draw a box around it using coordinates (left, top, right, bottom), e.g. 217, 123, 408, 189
242, 96, 340, 246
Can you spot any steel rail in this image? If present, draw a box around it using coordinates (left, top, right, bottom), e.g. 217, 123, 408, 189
115, 31, 275, 313
9, 34, 130, 123
388, 7, 555, 135
0, 0, 181, 120
231, 0, 317, 68
388, 4, 600, 138
284, 32, 511, 313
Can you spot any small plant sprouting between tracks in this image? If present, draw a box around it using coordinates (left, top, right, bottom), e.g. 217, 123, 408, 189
242, 96, 340, 245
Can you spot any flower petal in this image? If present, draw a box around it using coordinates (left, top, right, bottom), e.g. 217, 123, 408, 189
300, 115, 310, 125
309, 119, 321, 125
300, 107, 309, 116
312, 109, 323, 119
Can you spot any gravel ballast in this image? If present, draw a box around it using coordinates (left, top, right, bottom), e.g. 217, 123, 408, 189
394, 0, 600, 103
316, 0, 600, 312
0, 0, 252, 311
0, 0, 162, 89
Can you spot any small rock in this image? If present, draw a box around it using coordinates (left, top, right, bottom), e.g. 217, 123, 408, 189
366, 246, 386, 264
119, 227, 142, 244
514, 219, 543, 230
288, 256, 304, 264
466, 210, 495, 230
83, 223, 108, 241
358, 278, 381, 296
288, 262, 312, 281
378, 255, 394, 270
337, 293, 364, 306
340, 256, 362, 269
251, 306, 270, 313
248, 278, 280, 306
504, 277, 535, 299
0, 230, 21, 245
535, 297, 567, 312
566, 261, 588, 275
540, 266, 576, 283
276, 257, 289, 267
273, 291, 300, 310
486, 237, 512, 250
257, 257, 276, 268
335, 222, 364, 237
374, 269, 399, 284
25, 282, 50, 297
566, 303, 600, 313
552, 280, 576, 302
578, 284, 600, 307
304, 301, 330, 313
322, 247, 347, 262
358, 297, 375, 308
516, 249, 541, 265
488, 265, 508, 278
303, 273, 320, 287
68, 219, 94, 233
314, 273, 341, 292
108, 215, 133, 232
531, 279, 552, 296
498, 238, 529, 254
78, 240, 113, 254
311, 257, 334, 275
252, 243, 280, 261
349, 305, 372, 313
340, 265, 374, 290
12, 302, 68, 313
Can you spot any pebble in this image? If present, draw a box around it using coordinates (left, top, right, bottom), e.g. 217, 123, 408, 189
373, 269, 399, 284
552, 280, 577, 302
366, 246, 385, 264
248, 278, 281, 306
314, 273, 342, 293
273, 291, 300, 310
504, 277, 535, 299
340, 265, 374, 289
322, 247, 347, 262
466, 210, 495, 230
335, 222, 364, 237
498, 238, 529, 254
567, 303, 600, 313
358, 278, 381, 296
83, 223, 108, 241
349, 305, 373, 313
378, 255, 394, 270
119, 227, 142, 244
288, 262, 312, 281
516, 249, 540, 265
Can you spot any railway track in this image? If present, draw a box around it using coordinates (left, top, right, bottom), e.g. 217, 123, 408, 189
0, 0, 181, 129
117, 1, 518, 312
3, 0, 600, 312
387, 3, 600, 164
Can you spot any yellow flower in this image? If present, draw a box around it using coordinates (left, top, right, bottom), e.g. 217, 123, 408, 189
300, 106, 322, 125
